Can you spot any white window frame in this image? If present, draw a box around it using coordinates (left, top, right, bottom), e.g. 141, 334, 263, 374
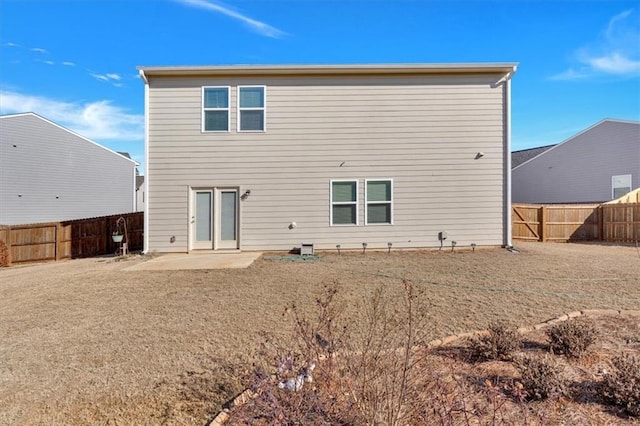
365, 179, 393, 225
237, 85, 266, 132
202, 86, 230, 132
330, 179, 358, 226
612, 174, 632, 199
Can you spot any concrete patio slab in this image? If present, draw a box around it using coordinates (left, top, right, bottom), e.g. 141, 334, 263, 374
124, 252, 262, 271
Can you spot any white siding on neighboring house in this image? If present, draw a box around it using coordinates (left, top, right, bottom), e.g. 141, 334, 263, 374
136, 176, 145, 212
0, 113, 137, 225
141, 64, 516, 252
512, 120, 640, 204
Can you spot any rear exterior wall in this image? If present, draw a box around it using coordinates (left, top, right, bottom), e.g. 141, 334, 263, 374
146, 74, 507, 252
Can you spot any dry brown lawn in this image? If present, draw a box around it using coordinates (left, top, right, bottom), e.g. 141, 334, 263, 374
1, 242, 639, 425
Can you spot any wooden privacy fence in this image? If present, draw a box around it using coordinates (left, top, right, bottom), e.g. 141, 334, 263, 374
0, 212, 143, 266
512, 203, 640, 243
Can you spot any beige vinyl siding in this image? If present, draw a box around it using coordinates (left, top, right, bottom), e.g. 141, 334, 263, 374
147, 74, 506, 252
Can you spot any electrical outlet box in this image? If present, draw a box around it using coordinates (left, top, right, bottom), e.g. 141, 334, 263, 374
438, 231, 448, 241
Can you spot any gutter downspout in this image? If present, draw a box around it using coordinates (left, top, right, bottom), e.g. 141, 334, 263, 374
139, 69, 150, 254
503, 67, 516, 248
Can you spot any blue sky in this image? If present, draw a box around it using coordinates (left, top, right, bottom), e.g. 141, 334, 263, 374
1, 0, 638, 172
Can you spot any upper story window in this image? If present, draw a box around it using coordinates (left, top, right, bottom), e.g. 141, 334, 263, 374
612, 174, 632, 199
365, 179, 393, 224
331, 180, 358, 225
203, 87, 230, 132
238, 86, 266, 132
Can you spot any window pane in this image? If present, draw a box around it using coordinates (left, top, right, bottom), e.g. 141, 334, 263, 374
239, 87, 264, 108
368, 204, 391, 224
367, 180, 391, 202
613, 187, 630, 198
220, 191, 237, 241
204, 110, 228, 131
204, 88, 228, 108
333, 205, 356, 225
239, 110, 264, 131
332, 181, 356, 202
195, 192, 212, 241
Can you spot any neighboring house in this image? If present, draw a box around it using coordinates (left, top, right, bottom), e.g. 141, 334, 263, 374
117, 151, 145, 212
511, 144, 555, 168
139, 63, 517, 253
136, 175, 145, 212
512, 119, 640, 204
0, 113, 138, 225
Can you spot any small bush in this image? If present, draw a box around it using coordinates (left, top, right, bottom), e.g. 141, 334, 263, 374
471, 321, 521, 361
516, 355, 566, 401
546, 320, 597, 358
602, 354, 640, 417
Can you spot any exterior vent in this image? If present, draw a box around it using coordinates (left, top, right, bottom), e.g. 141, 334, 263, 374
300, 243, 314, 256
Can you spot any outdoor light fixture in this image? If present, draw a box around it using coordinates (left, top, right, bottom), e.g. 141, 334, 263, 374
451, 241, 457, 252
362, 242, 368, 254
388, 242, 392, 253
336, 244, 341, 255
475, 152, 485, 159
471, 243, 477, 252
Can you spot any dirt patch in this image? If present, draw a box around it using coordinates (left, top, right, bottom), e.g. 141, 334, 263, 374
1, 242, 639, 424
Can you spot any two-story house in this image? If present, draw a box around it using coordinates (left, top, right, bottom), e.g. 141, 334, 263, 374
139, 63, 517, 253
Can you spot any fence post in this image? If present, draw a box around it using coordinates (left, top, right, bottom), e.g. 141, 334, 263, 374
540, 206, 547, 242
55, 223, 62, 261
6, 226, 12, 266
598, 206, 604, 241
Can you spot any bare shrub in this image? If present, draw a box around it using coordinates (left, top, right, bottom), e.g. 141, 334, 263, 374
516, 355, 567, 401
232, 281, 435, 425
546, 320, 598, 358
342, 280, 433, 425
602, 353, 640, 417
470, 321, 521, 361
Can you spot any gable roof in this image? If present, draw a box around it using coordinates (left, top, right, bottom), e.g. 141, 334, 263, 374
512, 118, 640, 171
0, 112, 138, 166
511, 144, 556, 168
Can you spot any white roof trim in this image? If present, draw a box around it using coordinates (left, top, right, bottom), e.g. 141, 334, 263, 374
138, 63, 518, 80
0, 112, 139, 166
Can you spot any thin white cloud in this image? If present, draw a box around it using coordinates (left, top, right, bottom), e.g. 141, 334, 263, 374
552, 9, 639, 80
0, 90, 143, 142
90, 72, 124, 87
176, 0, 286, 38
584, 52, 640, 75
91, 73, 110, 82
4, 44, 129, 86
549, 68, 589, 81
